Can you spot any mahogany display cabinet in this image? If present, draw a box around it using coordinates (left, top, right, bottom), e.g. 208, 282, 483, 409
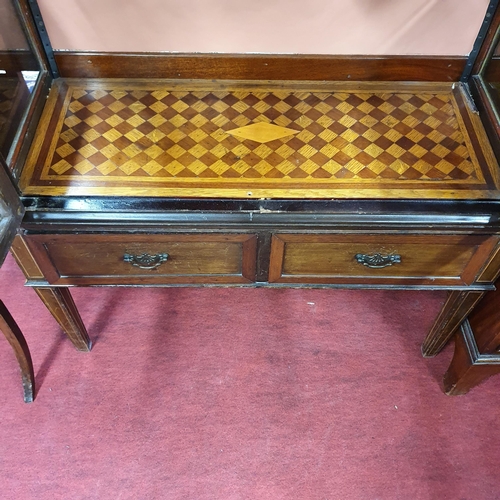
2, 0, 500, 395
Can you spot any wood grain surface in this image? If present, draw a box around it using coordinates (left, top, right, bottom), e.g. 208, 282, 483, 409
20, 79, 500, 199
54, 53, 467, 82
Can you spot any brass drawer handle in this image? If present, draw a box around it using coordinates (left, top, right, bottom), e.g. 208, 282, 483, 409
123, 252, 169, 270
355, 253, 401, 269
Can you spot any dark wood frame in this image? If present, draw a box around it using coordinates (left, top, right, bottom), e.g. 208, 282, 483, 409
437, 0, 500, 394
467, 1, 500, 158
1, 0, 53, 179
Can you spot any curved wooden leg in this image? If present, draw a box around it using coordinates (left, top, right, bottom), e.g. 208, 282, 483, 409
0, 300, 35, 403
34, 287, 92, 352
444, 320, 500, 395
422, 290, 484, 358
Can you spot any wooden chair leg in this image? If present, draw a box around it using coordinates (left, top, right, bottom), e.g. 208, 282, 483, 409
0, 300, 35, 403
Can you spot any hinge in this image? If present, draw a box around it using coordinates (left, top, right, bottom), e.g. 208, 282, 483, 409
455, 82, 479, 114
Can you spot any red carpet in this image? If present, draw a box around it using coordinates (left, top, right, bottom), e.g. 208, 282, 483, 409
0, 253, 499, 499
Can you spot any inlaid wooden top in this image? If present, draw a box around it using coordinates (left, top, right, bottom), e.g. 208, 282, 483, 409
20, 79, 500, 199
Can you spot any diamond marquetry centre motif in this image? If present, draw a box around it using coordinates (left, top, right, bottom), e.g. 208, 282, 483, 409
227, 122, 299, 143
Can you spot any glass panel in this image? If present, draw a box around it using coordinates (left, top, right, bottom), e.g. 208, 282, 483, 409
482, 34, 500, 116
0, 0, 41, 162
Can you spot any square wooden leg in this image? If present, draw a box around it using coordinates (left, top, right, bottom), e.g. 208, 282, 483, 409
422, 290, 484, 358
444, 320, 500, 395
34, 287, 92, 352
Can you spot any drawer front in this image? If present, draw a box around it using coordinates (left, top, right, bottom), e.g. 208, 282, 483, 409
25, 233, 258, 285
269, 234, 498, 286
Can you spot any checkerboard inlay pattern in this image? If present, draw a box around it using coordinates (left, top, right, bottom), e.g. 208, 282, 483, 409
46, 88, 476, 181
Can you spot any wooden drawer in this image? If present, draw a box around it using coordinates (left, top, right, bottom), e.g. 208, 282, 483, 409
269, 234, 498, 286
24, 233, 258, 285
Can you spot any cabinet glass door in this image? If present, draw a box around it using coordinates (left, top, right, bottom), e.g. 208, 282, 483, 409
467, 3, 500, 158
0, 0, 50, 177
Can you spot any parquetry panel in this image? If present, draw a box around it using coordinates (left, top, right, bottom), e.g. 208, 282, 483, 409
21, 80, 498, 199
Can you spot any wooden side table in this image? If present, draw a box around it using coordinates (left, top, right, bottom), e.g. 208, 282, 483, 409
0, 300, 35, 403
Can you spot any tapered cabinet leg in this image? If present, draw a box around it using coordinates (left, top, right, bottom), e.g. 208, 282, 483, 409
444, 285, 500, 395
422, 290, 484, 358
10, 237, 91, 352
444, 321, 500, 395
34, 287, 92, 352
0, 300, 35, 403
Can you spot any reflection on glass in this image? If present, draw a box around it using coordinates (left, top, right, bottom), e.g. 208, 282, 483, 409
483, 35, 500, 117
0, 0, 40, 161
